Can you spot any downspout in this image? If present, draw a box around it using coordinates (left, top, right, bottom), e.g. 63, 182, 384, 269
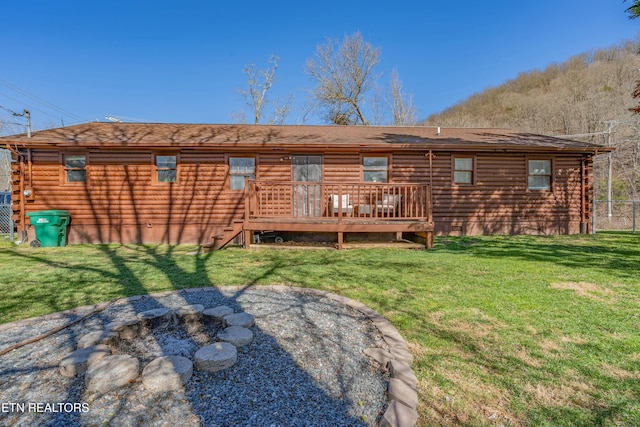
27, 148, 33, 188
17, 149, 33, 243
581, 154, 596, 234
426, 150, 435, 223
17, 151, 28, 243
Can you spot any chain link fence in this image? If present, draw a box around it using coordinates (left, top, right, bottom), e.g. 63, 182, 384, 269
0, 192, 13, 240
0, 149, 14, 240
593, 200, 638, 233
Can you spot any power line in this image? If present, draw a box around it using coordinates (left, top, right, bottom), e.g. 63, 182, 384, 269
0, 106, 31, 137
0, 105, 19, 116
0, 77, 87, 123
0, 92, 69, 125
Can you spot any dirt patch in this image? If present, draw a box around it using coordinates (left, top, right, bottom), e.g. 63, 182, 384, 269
601, 363, 640, 380
549, 282, 614, 302
419, 368, 520, 427
560, 335, 589, 345
515, 348, 545, 368
539, 339, 562, 354
429, 309, 503, 341
114, 319, 220, 365
524, 379, 594, 408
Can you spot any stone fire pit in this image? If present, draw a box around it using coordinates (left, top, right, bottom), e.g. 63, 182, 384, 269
59, 304, 255, 393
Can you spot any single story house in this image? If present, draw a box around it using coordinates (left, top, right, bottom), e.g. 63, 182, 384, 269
2, 123, 611, 249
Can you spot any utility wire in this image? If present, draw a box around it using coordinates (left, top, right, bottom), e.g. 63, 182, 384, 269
0, 104, 19, 115
0, 77, 87, 123
0, 92, 72, 124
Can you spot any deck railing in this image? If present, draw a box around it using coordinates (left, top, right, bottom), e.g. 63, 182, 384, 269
245, 180, 432, 222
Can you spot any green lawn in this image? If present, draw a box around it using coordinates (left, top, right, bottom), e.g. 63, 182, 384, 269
0, 233, 638, 426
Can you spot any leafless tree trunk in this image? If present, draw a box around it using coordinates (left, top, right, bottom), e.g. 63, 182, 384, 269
306, 32, 381, 125
238, 55, 291, 125
0, 148, 11, 192
268, 94, 294, 125
388, 69, 417, 126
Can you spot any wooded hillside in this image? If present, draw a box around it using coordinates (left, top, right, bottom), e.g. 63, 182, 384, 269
423, 38, 640, 200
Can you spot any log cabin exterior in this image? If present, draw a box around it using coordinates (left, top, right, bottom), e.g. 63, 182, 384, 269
2, 123, 610, 248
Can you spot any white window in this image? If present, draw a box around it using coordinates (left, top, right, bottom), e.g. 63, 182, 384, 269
363, 157, 388, 183
230, 157, 255, 190
528, 160, 551, 190
156, 155, 177, 183
453, 157, 474, 184
64, 154, 86, 183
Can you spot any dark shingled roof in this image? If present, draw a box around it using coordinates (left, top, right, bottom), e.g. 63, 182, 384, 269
1, 122, 612, 153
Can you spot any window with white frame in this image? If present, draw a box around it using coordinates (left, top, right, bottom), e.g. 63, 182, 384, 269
64, 154, 87, 183
229, 157, 255, 190
156, 155, 177, 183
528, 159, 551, 190
363, 156, 388, 182
453, 157, 474, 184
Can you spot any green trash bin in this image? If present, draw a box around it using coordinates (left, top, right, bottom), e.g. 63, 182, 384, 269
26, 210, 71, 247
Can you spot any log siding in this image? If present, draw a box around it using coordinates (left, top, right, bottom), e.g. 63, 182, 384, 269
2, 123, 608, 245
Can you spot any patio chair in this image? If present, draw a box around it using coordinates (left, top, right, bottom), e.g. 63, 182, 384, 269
376, 193, 401, 217
332, 194, 353, 215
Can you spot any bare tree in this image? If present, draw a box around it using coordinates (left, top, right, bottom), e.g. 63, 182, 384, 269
388, 69, 417, 126
0, 148, 11, 192
238, 55, 292, 125
306, 32, 381, 125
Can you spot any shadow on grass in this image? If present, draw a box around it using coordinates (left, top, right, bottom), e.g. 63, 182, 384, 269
436, 232, 640, 280
0, 244, 375, 426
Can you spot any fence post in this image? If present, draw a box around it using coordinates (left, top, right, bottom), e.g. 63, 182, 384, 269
592, 199, 597, 234
634, 201, 637, 234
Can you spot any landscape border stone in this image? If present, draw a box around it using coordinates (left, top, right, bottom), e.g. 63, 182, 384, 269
174, 304, 205, 324
223, 312, 255, 328
142, 355, 193, 392
85, 354, 140, 393
59, 344, 111, 378
76, 330, 119, 349
194, 342, 238, 372
106, 319, 142, 340
217, 326, 254, 347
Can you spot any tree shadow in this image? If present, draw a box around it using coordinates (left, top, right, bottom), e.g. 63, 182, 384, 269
436, 232, 640, 280
0, 244, 384, 426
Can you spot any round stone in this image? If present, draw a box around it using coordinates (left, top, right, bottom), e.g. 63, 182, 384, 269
175, 304, 204, 323
217, 326, 254, 347
223, 312, 255, 328
203, 305, 234, 321
106, 319, 141, 340
85, 354, 140, 393
194, 342, 237, 372
142, 355, 193, 392
76, 330, 119, 349
59, 345, 111, 377
137, 308, 173, 329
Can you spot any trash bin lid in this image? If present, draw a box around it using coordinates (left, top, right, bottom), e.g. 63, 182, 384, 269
26, 210, 70, 217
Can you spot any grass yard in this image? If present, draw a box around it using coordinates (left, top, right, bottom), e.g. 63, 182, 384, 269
0, 232, 638, 426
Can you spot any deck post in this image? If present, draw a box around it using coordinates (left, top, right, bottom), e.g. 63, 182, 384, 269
338, 184, 343, 225
243, 229, 252, 249
337, 231, 344, 250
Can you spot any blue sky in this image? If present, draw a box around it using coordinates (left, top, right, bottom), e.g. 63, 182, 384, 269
0, 1, 638, 132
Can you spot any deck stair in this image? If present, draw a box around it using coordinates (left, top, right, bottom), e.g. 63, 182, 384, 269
205, 220, 244, 251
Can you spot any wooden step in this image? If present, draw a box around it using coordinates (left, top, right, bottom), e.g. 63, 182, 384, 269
205, 222, 244, 251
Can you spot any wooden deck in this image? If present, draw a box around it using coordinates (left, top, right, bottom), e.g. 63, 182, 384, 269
242, 180, 434, 249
